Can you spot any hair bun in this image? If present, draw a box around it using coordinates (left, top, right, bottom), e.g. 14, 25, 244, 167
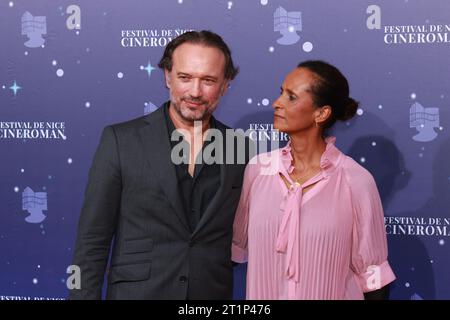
338, 97, 359, 121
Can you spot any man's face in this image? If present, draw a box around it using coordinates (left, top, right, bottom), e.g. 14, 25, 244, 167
165, 42, 229, 123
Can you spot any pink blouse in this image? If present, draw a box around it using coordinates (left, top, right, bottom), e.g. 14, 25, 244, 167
232, 137, 396, 299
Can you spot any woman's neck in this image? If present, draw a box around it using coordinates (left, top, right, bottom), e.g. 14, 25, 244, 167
289, 133, 326, 171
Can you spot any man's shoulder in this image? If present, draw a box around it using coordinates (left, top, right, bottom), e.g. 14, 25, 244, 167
213, 118, 251, 141
213, 117, 231, 131
108, 107, 165, 133
109, 115, 147, 130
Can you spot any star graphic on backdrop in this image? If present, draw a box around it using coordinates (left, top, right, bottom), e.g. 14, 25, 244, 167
141, 61, 156, 78
9, 80, 22, 96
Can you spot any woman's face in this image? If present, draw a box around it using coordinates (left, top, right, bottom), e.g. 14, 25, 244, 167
273, 67, 320, 134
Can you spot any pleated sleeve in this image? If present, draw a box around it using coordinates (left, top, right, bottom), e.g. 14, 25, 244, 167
348, 167, 396, 292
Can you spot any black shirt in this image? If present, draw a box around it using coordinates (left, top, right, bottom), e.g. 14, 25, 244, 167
163, 102, 221, 232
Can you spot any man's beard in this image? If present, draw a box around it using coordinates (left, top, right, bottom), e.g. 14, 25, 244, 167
172, 97, 219, 122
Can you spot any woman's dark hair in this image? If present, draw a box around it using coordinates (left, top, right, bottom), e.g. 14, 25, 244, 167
297, 60, 359, 129
158, 30, 239, 80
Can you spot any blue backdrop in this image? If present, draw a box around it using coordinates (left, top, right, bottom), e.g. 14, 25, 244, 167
1, 0, 449, 300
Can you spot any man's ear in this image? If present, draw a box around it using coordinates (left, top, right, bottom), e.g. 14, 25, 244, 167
221, 81, 230, 96
164, 69, 171, 89
315, 105, 332, 125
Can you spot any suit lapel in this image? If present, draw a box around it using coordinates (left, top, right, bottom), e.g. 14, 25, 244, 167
139, 106, 190, 232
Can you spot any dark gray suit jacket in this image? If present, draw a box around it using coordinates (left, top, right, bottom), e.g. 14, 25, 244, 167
69, 104, 248, 299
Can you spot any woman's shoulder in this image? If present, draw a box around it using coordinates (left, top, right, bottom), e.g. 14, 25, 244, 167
245, 148, 284, 178
341, 154, 377, 187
